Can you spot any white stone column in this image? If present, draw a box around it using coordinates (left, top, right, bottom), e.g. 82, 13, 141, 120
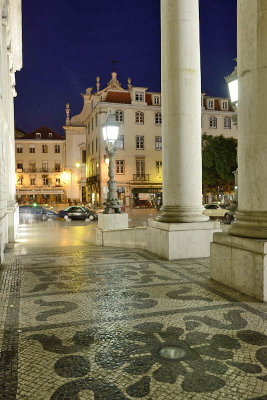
229, 0, 267, 239
157, 0, 208, 223
210, 0, 267, 301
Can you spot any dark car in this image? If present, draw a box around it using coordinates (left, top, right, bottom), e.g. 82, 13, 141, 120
19, 205, 58, 221
59, 206, 97, 221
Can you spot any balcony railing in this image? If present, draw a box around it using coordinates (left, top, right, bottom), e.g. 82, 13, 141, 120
22, 168, 62, 173
87, 175, 99, 184
132, 174, 150, 181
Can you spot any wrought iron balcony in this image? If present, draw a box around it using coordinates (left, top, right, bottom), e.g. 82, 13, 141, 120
86, 175, 100, 184
132, 174, 149, 181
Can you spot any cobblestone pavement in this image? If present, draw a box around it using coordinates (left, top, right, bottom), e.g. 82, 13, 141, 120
0, 242, 267, 399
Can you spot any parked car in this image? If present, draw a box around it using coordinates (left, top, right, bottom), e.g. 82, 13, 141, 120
203, 203, 228, 219
59, 206, 97, 221
19, 205, 58, 221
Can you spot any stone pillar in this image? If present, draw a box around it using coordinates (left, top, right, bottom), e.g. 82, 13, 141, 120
157, 0, 208, 223
210, 0, 267, 301
229, 0, 267, 239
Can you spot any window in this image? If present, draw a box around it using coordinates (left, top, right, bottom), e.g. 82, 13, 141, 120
49, 132, 52, 139
96, 137, 98, 152
153, 95, 160, 105
55, 178, 61, 186
135, 91, 144, 102
42, 144, 48, 153
136, 135, 144, 150
115, 110, 124, 123
29, 145, 35, 153
155, 136, 162, 150
224, 117, 231, 129
155, 112, 162, 125
135, 111, 144, 124
55, 144, 60, 153
92, 140, 94, 154
55, 163, 60, 172
207, 99, 214, 109
116, 135, 124, 149
29, 163, 36, 172
209, 117, 217, 128
17, 177, 23, 185
17, 146, 22, 153
17, 163, 23, 171
43, 176, 49, 186
42, 161, 48, 172
30, 178, 35, 186
136, 159, 145, 176
222, 101, 228, 110
116, 160, 125, 174
95, 114, 98, 127
156, 161, 162, 174
36, 133, 41, 139
82, 150, 86, 163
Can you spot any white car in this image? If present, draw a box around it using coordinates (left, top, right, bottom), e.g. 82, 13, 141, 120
203, 203, 228, 218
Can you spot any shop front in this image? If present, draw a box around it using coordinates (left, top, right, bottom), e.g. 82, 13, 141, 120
16, 188, 66, 204
131, 187, 162, 209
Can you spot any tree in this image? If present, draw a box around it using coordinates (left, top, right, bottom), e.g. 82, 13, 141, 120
202, 133, 237, 199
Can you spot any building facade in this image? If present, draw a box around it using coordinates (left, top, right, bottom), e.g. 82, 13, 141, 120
0, 0, 22, 262
15, 126, 67, 204
66, 72, 237, 208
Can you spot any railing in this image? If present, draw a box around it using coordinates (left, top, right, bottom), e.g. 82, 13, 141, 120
16, 185, 64, 190
132, 174, 150, 181
22, 168, 62, 173
87, 175, 99, 184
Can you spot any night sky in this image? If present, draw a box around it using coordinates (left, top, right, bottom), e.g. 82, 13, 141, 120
14, 0, 237, 136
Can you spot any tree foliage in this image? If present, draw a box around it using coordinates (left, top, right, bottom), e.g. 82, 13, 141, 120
202, 133, 237, 195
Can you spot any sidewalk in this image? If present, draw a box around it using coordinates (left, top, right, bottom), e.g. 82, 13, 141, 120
0, 223, 266, 399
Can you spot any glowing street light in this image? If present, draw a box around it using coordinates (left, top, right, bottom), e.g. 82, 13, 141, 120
75, 162, 80, 168
101, 113, 122, 214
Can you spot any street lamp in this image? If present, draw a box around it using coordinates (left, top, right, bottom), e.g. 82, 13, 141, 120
101, 113, 122, 214
224, 62, 238, 223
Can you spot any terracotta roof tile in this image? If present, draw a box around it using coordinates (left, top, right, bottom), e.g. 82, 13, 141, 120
105, 91, 131, 104
145, 93, 152, 105
20, 126, 64, 140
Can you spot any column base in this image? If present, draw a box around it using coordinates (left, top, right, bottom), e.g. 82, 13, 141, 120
156, 205, 209, 223
98, 213, 128, 230
229, 211, 267, 239
147, 220, 220, 260
210, 232, 267, 302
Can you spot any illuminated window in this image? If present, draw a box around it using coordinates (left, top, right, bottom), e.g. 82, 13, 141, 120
153, 95, 160, 105
36, 133, 41, 139
156, 161, 162, 174
55, 163, 61, 172
116, 160, 125, 174
135, 111, 144, 124
30, 177, 35, 186
42, 145, 48, 153
55, 144, 60, 153
42, 176, 49, 186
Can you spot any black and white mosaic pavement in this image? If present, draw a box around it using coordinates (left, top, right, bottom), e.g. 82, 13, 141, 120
0, 245, 266, 399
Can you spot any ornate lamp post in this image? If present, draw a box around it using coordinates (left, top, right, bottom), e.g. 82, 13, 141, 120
101, 113, 122, 214
225, 64, 238, 223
